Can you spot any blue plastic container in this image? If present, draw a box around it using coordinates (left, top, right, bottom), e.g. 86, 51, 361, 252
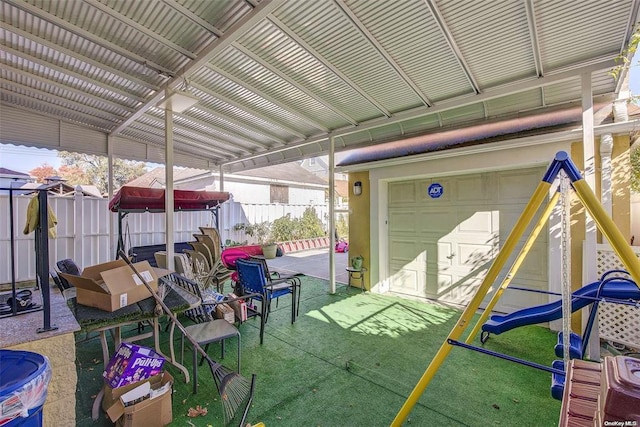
0, 350, 51, 427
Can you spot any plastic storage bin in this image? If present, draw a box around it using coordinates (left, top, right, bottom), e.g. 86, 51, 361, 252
0, 350, 52, 427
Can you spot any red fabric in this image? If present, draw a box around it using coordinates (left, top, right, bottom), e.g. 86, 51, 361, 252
109, 186, 230, 212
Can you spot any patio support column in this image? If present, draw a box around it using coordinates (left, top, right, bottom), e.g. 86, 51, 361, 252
600, 133, 613, 217
107, 136, 115, 260
219, 165, 224, 239
582, 72, 598, 359
165, 89, 175, 270
329, 135, 336, 294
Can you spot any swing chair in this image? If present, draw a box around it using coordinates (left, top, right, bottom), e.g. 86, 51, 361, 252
391, 151, 640, 426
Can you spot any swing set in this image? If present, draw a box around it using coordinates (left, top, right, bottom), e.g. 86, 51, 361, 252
391, 151, 640, 426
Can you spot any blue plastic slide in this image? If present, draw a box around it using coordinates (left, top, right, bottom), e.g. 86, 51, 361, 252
481, 279, 640, 336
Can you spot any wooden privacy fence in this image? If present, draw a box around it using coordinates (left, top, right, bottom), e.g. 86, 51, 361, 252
0, 193, 328, 284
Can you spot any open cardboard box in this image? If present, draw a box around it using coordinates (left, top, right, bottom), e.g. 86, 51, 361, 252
59, 259, 159, 312
103, 371, 173, 427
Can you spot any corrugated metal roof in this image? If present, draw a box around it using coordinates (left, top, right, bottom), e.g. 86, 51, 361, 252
0, 0, 638, 172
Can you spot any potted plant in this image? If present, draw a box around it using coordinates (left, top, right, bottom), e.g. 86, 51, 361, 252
233, 221, 278, 259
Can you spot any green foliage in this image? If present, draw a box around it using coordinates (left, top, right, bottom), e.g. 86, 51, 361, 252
336, 213, 349, 241
265, 208, 327, 242
271, 214, 299, 242
631, 145, 640, 193
233, 221, 273, 245
299, 207, 325, 239
58, 152, 147, 194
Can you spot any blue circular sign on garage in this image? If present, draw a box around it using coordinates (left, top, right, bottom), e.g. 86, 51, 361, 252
428, 183, 443, 199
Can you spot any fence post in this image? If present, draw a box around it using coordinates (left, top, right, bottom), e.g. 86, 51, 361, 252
74, 187, 84, 268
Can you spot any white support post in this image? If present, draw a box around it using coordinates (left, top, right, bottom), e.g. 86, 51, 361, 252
165, 89, 175, 270
73, 187, 84, 268
329, 135, 336, 294
582, 73, 599, 360
600, 134, 614, 217
107, 136, 115, 260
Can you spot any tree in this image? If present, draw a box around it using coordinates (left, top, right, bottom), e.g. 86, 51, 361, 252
58, 164, 89, 187
28, 164, 57, 183
632, 143, 640, 193
58, 152, 147, 193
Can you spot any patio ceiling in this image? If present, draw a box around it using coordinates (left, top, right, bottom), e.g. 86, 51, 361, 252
1, 0, 638, 173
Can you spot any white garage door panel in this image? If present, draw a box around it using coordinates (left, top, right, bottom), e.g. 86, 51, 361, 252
388, 167, 547, 312
458, 210, 495, 234
389, 209, 419, 233
497, 170, 542, 204
456, 175, 489, 202
389, 182, 418, 204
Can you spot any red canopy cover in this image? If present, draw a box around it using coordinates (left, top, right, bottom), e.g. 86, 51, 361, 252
109, 186, 230, 212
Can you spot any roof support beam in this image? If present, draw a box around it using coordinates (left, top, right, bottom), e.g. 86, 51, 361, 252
2, 45, 147, 104
267, 15, 391, 118
423, 0, 480, 94
334, 0, 433, 107
130, 121, 241, 158
0, 88, 116, 129
1, 64, 136, 114
161, 0, 223, 37
144, 111, 270, 150
188, 81, 307, 139
136, 116, 248, 157
232, 42, 358, 126
111, 0, 287, 136
524, 0, 544, 77
208, 60, 331, 131
0, 21, 159, 91
191, 104, 287, 145
223, 57, 616, 166
83, 0, 196, 60
4, 0, 174, 75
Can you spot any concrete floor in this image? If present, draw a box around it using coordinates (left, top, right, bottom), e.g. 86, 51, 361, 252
266, 248, 350, 284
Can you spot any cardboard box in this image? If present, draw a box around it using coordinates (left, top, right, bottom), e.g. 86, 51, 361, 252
227, 293, 247, 322
59, 259, 159, 312
103, 371, 173, 427
215, 303, 235, 323
103, 342, 165, 389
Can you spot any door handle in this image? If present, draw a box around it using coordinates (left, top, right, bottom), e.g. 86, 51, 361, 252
446, 253, 455, 260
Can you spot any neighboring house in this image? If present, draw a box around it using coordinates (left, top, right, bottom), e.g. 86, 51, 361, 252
339, 101, 635, 319
129, 162, 328, 206
300, 156, 349, 206
0, 167, 33, 193
126, 163, 330, 244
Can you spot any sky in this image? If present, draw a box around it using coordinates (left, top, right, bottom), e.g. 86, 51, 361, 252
2, 56, 640, 175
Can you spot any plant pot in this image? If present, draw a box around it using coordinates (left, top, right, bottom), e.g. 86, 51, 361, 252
351, 255, 363, 270
261, 243, 278, 259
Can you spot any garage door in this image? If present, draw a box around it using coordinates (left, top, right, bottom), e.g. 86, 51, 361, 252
388, 167, 548, 313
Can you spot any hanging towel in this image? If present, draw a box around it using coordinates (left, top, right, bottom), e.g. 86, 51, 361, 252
23, 195, 58, 238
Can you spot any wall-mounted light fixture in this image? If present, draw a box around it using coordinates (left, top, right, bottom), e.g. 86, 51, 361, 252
353, 181, 362, 196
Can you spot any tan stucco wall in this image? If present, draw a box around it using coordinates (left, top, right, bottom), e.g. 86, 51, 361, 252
348, 171, 371, 289
8, 333, 77, 427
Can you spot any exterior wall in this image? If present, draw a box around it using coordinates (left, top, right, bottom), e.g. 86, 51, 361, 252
632, 192, 640, 242
367, 140, 570, 291
348, 171, 370, 289
359, 133, 632, 323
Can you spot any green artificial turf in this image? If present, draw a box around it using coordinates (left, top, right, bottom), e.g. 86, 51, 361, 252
75, 276, 561, 426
